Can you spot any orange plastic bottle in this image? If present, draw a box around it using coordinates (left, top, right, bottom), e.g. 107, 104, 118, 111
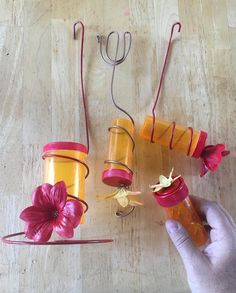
42, 141, 88, 223
102, 118, 134, 187
153, 177, 208, 246
140, 116, 207, 157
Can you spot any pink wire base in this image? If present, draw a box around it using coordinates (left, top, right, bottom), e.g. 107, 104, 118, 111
1, 232, 113, 245
1, 194, 113, 245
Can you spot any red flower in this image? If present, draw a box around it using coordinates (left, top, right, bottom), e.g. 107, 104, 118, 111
200, 144, 230, 177
20, 181, 84, 242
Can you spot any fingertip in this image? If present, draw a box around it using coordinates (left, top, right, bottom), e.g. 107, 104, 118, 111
165, 219, 179, 234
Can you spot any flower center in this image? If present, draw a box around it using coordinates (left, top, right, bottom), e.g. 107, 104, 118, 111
52, 210, 59, 219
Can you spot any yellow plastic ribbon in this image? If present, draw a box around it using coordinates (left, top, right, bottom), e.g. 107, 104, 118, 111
150, 168, 181, 192
97, 187, 143, 208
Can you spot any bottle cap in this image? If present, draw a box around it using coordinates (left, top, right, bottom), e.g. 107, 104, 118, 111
43, 141, 88, 154
153, 177, 189, 207
102, 169, 133, 187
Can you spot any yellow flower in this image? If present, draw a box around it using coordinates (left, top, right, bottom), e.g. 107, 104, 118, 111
150, 168, 181, 192
97, 187, 143, 208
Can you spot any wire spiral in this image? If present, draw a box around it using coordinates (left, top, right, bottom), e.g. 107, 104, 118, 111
42, 153, 90, 178
168, 123, 194, 156
42, 152, 90, 210
104, 124, 135, 175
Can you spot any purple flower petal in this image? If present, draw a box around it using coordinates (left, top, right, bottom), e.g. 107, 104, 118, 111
63, 200, 83, 228
32, 183, 53, 208
20, 181, 80, 242
200, 144, 229, 175
54, 215, 74, 238
200, 162, 209, 177
49, 181, 67, 210
25, 222, 53, 242
20, 206, 52, 223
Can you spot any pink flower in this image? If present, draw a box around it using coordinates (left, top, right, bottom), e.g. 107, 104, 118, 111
200, 144, 230, 177
20, 181, 84, 242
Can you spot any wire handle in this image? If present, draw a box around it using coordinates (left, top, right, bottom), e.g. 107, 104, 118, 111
151, 22, 181, 142
73, 20, 90, 153
97, 31, 132, 66
97, 31, 134, 125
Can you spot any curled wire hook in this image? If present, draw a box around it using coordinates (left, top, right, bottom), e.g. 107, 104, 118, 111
151, 22, 181, 142
116, 206, 135, 218
73, 20, 90, 153
97, 31, 134, 125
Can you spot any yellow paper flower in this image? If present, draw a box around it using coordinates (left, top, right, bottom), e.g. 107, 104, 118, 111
97, 187, 143, 208
150, 168, 181, 192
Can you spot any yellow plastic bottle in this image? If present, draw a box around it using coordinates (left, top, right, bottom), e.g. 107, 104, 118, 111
153, 177, 208, 247
140, 116, 207, 157
102, 118, 134, 187
42, 141, 88, 223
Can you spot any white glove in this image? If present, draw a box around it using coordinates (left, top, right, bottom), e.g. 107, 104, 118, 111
165, 195, 236, 293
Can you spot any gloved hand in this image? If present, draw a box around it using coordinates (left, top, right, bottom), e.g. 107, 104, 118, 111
165, 196, 236, 293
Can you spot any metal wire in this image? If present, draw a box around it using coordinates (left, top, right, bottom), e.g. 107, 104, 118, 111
97, 31, 135, 173
73, 20, 90, 153
98, 31, 135, 175
168, 123, 193, 155
107, 125, 135, 151
97, 31, 134, 125
97, 31, 136, 217
151, 22, 181, 143
42, 153, 90, 178
1, 232, 113, 245
116, 206, 135, 218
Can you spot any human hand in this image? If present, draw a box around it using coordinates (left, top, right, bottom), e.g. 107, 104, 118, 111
165, 196, 236, 293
